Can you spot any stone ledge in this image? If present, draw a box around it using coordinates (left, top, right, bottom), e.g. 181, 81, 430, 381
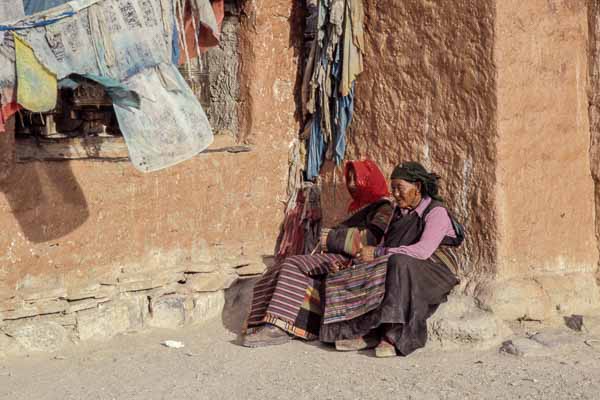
478, 272, 600, 321
0, 290, 226, 357
426, 294, 512, 351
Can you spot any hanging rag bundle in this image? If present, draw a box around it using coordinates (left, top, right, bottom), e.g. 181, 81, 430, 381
302, 0, 365, 180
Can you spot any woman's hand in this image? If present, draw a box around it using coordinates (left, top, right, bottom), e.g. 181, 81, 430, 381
357, 245, 376, 263
329, 260, 349, 273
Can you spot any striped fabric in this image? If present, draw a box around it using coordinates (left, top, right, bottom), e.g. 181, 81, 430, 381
430, 247, 460, 276
323, 247, 459, 325
323, 256, 391, 324
246, 253, 349, 339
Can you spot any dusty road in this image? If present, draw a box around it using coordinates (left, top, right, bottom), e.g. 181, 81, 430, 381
1, 318, 600, 400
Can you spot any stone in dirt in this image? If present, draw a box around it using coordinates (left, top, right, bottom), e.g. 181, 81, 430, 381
499, 338, 545, 357
564, 314, 584, 332
499, 340, 521, 356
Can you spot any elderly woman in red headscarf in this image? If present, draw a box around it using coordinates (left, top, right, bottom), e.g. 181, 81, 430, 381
242, 160, 393, 347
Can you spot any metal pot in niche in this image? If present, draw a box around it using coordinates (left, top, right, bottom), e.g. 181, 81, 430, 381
15, 79, 121, 138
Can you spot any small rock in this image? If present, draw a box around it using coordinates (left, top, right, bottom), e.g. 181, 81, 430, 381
161, 340, 185, 349
52, 355, 66, 360
499, 340, 522, 356
564, 314, 584, 332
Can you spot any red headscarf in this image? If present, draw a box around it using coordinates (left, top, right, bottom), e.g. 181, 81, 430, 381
345, 160, 390, 213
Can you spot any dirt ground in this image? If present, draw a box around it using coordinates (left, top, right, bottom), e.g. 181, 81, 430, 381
1, 317, 600, 400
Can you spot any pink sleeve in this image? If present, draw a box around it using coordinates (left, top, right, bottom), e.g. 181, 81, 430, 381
385, 207, 455, 260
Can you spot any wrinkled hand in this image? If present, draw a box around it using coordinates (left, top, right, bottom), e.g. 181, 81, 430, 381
357, 245, 376, 263
329, 260, 349, 273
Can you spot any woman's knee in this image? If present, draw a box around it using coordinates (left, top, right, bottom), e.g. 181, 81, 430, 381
388, 254, 416, 269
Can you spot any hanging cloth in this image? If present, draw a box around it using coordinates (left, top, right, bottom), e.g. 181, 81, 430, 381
14, 33, 57, 112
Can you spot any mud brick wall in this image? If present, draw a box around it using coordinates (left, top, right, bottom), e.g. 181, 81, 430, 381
0, 0, 301, 355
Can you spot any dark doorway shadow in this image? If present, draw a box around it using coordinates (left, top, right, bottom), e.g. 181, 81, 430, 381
0, 160, 89, 243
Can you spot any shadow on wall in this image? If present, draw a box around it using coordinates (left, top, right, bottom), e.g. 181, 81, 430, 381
288, 0, 308, 126
0, 159, 89, 243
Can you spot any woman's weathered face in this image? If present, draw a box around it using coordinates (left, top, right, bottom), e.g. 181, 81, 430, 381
391, 179, 421, 208
346, 168, 358, 196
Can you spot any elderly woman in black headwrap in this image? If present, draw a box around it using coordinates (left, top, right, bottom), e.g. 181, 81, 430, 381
319, 162, 464, 357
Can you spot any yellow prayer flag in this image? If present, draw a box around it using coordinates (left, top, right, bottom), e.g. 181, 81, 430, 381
14, 33, 57, 112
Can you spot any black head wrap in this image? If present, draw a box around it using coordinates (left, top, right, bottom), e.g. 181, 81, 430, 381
391, 161, 442, 201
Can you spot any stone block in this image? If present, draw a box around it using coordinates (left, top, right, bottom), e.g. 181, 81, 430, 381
535, 273, 600, 316
19, 287, 67, 302
66, 283, 105, 301
2, 306, 37, 321
1, 299, 69, 320
118, 272, 185, 293
233, 257, 274, 276
190, 291, 226, 324
185, 264, 218, 273
67, 297, 111, 313
184, 271, 237, 292
41, 313, 77, 328
2, 321, 67, 352
120, 295, 147, 331
144, 283, 179, 299
486, 274, 600, 321
31, 299, 68, 315
147, 294, 192, 328
486, 278, 554, 321
184, 240, 218, 273
427, 294, 512, 351
76, 301, 131, 341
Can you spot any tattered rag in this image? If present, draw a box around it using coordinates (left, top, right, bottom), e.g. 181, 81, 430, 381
113, 63, 213, 172
14, 33, 57, 112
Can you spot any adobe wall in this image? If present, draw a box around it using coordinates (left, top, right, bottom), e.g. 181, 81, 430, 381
0, 0, 301, 354
321, 0, 498, 294
320, 0, 600, 321
589, 0, 600, 296
491, 0, 599, 319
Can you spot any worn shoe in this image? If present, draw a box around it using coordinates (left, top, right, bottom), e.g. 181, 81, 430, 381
374, 340, 397, 358
335, 335, 379, 352
241, 325, 292, 348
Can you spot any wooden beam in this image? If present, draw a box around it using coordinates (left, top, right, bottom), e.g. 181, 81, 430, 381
15, 136, 253, 163
16, 136, 129, 162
